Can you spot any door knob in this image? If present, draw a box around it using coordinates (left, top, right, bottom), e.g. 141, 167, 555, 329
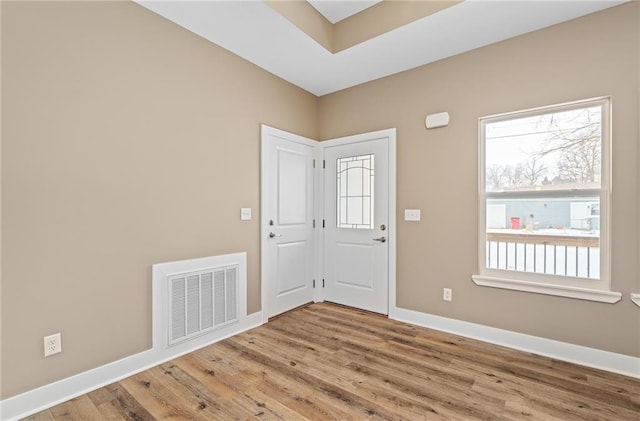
269, 232, 283, 238
372, 236, 386, 243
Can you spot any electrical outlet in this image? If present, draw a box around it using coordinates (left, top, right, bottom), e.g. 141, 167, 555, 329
44, 333, 62, 357
443, 288, 453, 302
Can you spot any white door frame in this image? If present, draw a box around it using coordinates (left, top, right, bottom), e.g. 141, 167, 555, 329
261, 126, 396, 321
260, 125, 321, 323
318, 129, 397, 315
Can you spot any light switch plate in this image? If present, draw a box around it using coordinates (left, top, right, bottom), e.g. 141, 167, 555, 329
404, 209, 421, 221
240, 208, 252, 221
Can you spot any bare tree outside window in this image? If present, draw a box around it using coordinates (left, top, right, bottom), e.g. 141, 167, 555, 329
519, 157, 548, 186
537, 107, 601, 184
485, 106, 601, 192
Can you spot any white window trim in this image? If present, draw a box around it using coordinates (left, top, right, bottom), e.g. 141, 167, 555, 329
475, 97, 621, 302
472, 274, 621, 303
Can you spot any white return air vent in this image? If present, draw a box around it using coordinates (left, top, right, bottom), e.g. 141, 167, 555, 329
153, 253, 246, 349
168, 266, 238, 346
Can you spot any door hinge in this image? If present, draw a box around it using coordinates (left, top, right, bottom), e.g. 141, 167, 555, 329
313, 219, 316, 228
322, 219, 325, 228
313, 159, 316, 168
313, 279, 316, 288
322, 279, 325, 288
323, 160, 326, 169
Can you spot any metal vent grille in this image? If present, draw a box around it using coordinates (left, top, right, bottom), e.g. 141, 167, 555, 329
168, 265, 239, 346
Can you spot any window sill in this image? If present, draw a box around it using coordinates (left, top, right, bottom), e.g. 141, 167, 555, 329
472, 275, 622, 303
631, 293, 640, 308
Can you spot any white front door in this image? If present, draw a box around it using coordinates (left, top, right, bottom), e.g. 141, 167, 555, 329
261, 125, 317, 319
322, 130, 394, 314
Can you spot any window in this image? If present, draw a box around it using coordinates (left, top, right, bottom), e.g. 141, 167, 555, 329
336, 154, 374, 229
473, 98, 621, 303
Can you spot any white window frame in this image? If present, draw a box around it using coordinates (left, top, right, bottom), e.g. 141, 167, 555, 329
472, 97, 621, 303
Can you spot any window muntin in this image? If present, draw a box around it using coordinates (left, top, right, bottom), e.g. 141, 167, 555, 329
336, 154, 374, 229
479, 98, 610, 290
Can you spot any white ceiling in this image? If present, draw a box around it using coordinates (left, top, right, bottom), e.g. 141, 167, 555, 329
136, 0, 627, 97
307, 0, 382, 24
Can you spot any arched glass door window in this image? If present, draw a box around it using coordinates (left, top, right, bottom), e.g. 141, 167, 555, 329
336, 154, 374, 229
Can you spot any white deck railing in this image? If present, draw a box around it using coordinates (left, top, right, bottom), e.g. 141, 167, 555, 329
486, 230, 599, 279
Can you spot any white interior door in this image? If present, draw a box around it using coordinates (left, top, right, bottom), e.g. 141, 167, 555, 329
261, 125, 317, 319
323, 131, 394, 314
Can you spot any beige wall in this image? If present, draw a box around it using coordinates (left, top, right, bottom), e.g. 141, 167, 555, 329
266, 0, 333, 52
319, 3, 640, 357
2, 0, 639, 404
1, 1, 318, 398
333, 0, 461, 52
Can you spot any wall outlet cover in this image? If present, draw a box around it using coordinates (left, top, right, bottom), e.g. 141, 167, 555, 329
404, 209, 421, 221
240, 208, 252, 221
44, 333, 62, 357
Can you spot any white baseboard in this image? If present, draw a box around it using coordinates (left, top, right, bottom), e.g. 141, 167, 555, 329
0, 311, 263, 421
390, 306, 640, 379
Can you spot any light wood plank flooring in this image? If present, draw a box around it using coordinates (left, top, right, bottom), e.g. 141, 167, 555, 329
23, 303, 640, 420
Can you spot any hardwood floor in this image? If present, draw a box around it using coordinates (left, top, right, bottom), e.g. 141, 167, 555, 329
23, 303, 640, 420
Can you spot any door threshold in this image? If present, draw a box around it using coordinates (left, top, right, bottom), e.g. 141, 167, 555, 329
267, 302, 314, 322
322, 301, 389, 318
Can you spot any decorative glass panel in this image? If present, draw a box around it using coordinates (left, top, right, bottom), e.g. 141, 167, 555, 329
337, 154, 374, 229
